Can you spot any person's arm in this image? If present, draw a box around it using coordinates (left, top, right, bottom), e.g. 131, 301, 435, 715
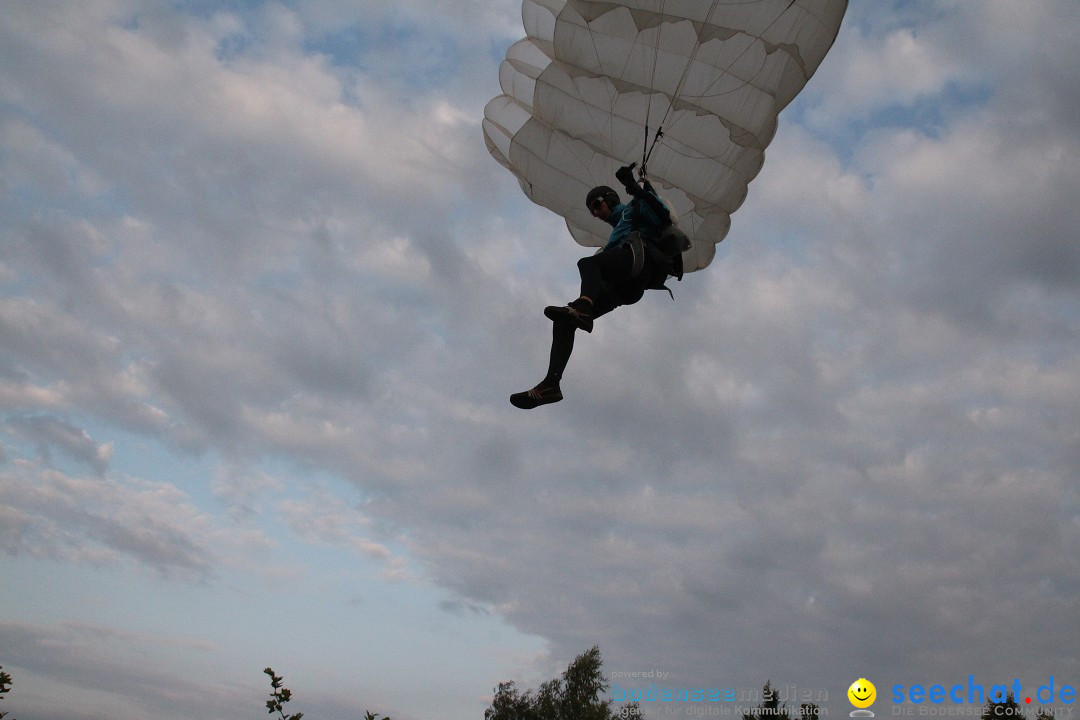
615, 165, 670, 226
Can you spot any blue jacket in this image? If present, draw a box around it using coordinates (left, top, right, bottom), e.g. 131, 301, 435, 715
603, 193, 669, 249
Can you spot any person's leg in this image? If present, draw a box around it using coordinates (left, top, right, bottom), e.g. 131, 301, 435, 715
545, 320, 575, 385
541, 290, 620, 383
545, 245, 632, 332
576, 244, 632, 304
509, 321, 574, 409
511, 291, 621, 409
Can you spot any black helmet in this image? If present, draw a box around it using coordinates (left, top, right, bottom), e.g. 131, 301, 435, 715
585, 185, 620, 212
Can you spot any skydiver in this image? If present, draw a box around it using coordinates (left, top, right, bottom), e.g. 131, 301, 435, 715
510, 165, 685, 409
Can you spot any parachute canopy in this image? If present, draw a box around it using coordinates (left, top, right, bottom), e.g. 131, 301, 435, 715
483, 0, 848, 272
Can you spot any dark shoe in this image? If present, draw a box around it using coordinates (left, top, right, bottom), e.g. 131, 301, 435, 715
544, 304, 593, 333
510, 382, 563, 409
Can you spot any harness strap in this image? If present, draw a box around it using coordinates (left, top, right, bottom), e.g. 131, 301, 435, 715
628, 231, 646, 278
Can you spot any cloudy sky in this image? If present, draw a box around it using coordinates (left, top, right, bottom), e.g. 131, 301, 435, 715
2, 1, 1079, 719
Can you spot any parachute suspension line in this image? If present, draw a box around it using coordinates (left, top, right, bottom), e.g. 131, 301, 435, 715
548, 10, 605, 185
639, 0, 726, 175
692, 0, 800, 105
666, 0, 724, 112
649, 0, 802, 163
640, 0, 669, 177
578, 9, 619, 163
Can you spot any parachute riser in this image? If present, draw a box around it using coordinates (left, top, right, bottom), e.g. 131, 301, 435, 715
640, 124, 665, 180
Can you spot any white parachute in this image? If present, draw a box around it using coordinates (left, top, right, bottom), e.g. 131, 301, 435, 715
483, 0, 848, 272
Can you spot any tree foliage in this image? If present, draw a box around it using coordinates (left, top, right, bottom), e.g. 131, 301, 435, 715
0, 665, 14, 720
263, 667, 390, 720
981, 694, 1054, 720
265, 668, 305, 720
485, 645, 640, 720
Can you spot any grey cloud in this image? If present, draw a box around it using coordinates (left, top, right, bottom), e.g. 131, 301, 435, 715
0, 459, 262, 581
4, 415, 112, 474
0, 620, 250, 720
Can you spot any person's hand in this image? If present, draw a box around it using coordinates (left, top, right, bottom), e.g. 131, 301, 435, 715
615, 165, 636, 188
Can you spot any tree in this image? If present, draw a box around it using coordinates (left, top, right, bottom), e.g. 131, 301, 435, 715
484, 645, 640, 720
742, 681, 818, 720
263, 667, 390, 720
264, 668, 305, 720
981, 695, 1054, 720
0, 665, 14, 720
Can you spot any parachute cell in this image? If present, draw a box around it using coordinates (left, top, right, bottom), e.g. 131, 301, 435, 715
483, 0, 848, 272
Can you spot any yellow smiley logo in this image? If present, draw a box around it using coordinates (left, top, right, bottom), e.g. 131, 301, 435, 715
848, 679, 876, 709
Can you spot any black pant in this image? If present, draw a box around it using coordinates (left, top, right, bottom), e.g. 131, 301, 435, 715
545, 244, 642, 384
577, 243, 634, 303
